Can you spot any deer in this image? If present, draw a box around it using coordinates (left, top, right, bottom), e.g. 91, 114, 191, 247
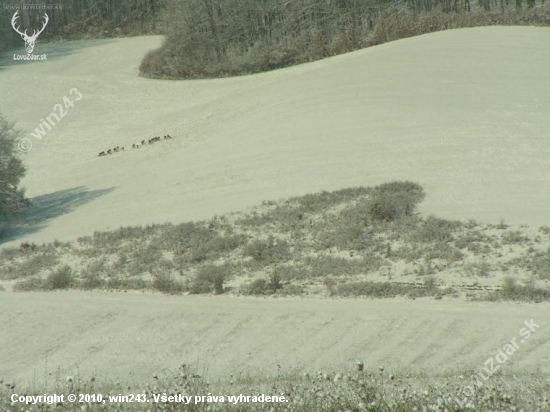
11, 11, 49, 54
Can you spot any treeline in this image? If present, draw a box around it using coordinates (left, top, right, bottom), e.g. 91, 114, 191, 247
1, 0, 548, 77
0, 0, 166, 54
139, 0, 392, 78
139, 0, 550, 79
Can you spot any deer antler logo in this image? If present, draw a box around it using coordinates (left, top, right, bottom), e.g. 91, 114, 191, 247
11, 11, 49, 54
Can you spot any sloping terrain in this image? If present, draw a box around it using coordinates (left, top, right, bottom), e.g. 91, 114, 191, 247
0, 27, 549, 247
1, 292, 549, 386
1, 27, 549, 396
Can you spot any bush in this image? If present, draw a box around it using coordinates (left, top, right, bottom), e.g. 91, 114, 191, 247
502, 230, 529, 245
243, 236, 291, 263
80, 273, 105, 290
165, 222, 246, 264
13, 277, 45, 291
307, 255, 382, 277
12, 267, 72, 292
240, 279, 271, 295
367, 181, 425, 222
45, 265, 74, 290
105, 277, 149, 290
152, 272, 186, 294
498, 277, 550, 301
332, 280, 439, 298
189, 264, 230, 295
411, 216, 461, 243
527, 248, 550, 280
240, 273, 282, 296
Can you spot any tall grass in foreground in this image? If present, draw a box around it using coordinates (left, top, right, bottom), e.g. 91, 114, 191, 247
1, 364, 548, 411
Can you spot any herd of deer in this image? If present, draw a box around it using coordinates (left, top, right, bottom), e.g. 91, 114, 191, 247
98, 135, 173, 157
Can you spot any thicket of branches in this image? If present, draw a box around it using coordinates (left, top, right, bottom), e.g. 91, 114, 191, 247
0, 114, 30, 235
139, 0, 550, 79
1, 0, 548, 75
0, 0, 166, 54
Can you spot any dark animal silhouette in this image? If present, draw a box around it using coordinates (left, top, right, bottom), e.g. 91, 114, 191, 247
99, 135, 172, 158
20, 242, 36, 252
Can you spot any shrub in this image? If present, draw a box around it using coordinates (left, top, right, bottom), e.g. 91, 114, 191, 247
45, 265, 74, 290
411, 216, 461, 243
105, 277, 149, 290
81, 258, 108, 278
268, 272, 282, 291
0, 246, 20, 262
131, 244, 162, 266
13, 277, 45, 291
332, 280, 440, 298
0, 252, 59, 280
243, 236, 291, 264
502, 230, 528, 245
367, 181, 425, 222
306, 255, 383, 277
497, 277, 550, 301
152, 272, 186, 294
277, 284, 305, 296
424, 276, 438, 290
80, 273, 104, 290
271, 265, 304, 282
526, 249, 550, 280
316, 222, 373, 251
240, 279, 271, 295
423, 243, 464, 263
240, 272, 283, 296
189, 264, 230, 295
454, 230, 492, 251
111, 253, 129, 272
464, 259, 491, 277
165, 222, 246, 263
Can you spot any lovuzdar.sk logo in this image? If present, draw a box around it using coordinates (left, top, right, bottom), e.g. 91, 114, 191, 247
11, 11, 49, 61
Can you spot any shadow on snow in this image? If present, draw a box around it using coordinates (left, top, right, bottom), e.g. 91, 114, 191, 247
0, 186, 114, 245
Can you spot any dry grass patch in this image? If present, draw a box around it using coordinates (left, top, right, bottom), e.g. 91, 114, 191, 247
1, 363, 549, 411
